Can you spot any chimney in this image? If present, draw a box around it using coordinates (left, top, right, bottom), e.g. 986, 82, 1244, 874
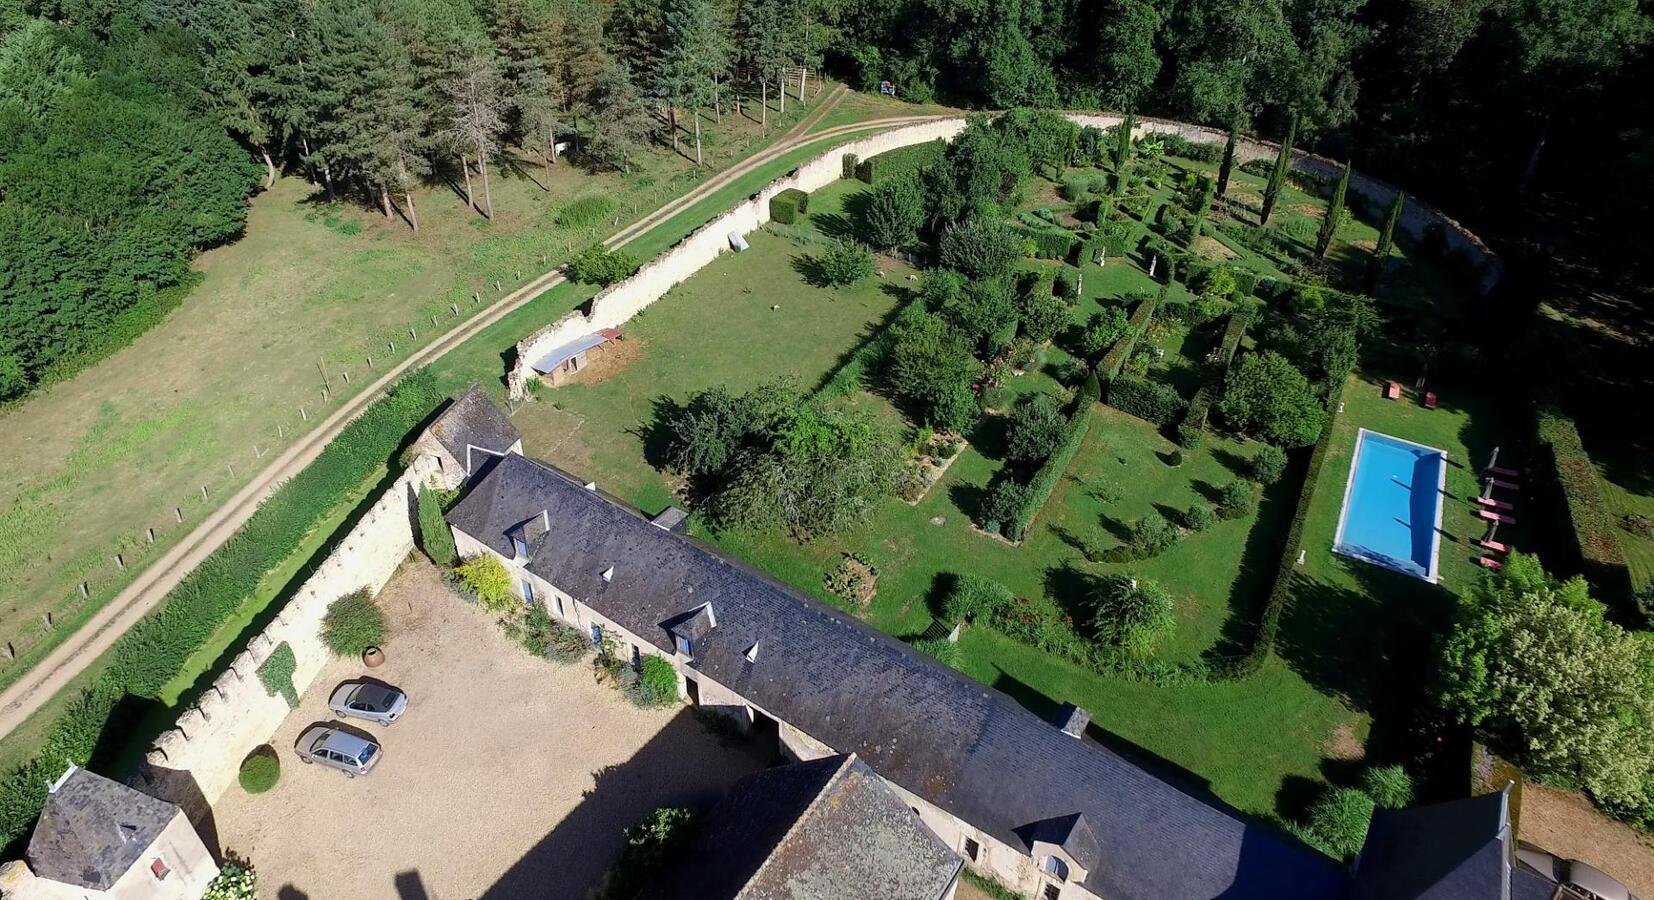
1050, 703, 1090, 739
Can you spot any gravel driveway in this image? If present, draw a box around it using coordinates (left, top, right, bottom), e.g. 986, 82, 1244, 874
213, 560, 765, 900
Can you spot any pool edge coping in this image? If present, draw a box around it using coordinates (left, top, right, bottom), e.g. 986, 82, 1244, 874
1331, 427, 1448, 584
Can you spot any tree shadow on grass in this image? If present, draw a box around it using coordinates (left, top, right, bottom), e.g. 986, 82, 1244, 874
967, 413, 1012, 463
809, 211, 857, 241
947, 481, 987, 523
1210, 445, 1253, 478
1042, 560, 1099, 623
1191, 479, 1225, 504
1203, 454, 1304, 666
1096, 513, 1134, 543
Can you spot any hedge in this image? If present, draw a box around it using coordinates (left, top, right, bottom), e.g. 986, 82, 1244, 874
769, 188, 809, 224
1010, 223, 1079, 260
1098, 297, 1157, 381
1218, 379, 1344, 678
1534, 406, 1635, 611
841, 152, 858, 180
1177, 386, 1216, 449
0, 372, 443, 854
1004, 395, 1096, 541
1107, 377, 1187, 426
237, 748, 280, 794
855, 139, 946, 184
416, 485, 456, 567
1175, 311, 1249, 448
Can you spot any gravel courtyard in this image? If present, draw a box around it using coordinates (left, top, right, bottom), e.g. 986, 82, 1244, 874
213, 560, 766, 900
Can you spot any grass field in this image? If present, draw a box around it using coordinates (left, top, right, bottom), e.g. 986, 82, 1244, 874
0, 84, 929, 693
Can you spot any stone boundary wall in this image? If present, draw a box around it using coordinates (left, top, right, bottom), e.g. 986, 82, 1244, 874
506, 111, 1501, 401
133, 455, 439, 816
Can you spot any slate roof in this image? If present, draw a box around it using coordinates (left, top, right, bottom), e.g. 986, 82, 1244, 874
447, 454, 1351, 900
642, 754, 962, 900
27, 767, 178, 890
427, 384, 521, 475
1351, 789, 1512, 900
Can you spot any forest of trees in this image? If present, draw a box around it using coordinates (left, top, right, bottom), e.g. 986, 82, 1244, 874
2, 0, 1648, 401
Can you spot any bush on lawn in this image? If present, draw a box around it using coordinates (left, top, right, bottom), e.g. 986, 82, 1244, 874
1251, 444, 1288, 484
456, 554, 516, 612
941, 574, 1017, 624
1018, 290, 1073, 345
1361, 764, 1415, 810
256, 642, 298, 708
979, 477, 1032, 536
1107, 376, 1187, 426
1078, 307, 1130, 359
203, 861, 258, 900
769, 188, 809, 224
807, 238, 876, 287
861, 174, 925, 250
1005, 393, 1068, 466
1217, 481, 1255, 519
321, 589, 385, 657
416, 485, 457, 567
566, 244, 640, 286
1088, 575, 1176, 659
914, 636, 962, 669
238, 747, 280, 794
1298, 787, 1375, 860
1128, 514, 1179, 559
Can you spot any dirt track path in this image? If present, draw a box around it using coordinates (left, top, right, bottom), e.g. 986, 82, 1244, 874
0, 90, 947, 741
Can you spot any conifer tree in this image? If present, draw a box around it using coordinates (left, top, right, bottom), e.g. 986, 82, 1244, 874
656, 0, 732, 164
1316, 160, 1351, 260
441, 41, 511, 219
1367, 190, 1406, 291
588, 59, 654, 172
1189, 175, 1216, 244
1259, 114, 1296, 226
1216, 126, 1238, 197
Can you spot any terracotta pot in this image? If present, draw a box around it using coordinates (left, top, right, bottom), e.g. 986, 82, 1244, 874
362, 647, 385, 668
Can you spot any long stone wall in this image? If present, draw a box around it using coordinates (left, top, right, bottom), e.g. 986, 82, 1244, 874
133, 455, 439, 817
506, 112, 1500, 401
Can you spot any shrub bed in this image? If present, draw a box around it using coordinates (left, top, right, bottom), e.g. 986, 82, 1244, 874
769, 188, 809, 224
1010, 223, 1079, 260
1107, 376, 1187, 426
1534, 406, 1635, 611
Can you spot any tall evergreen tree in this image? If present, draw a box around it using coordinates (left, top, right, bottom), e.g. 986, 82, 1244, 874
655, 0, 731, 165
1367, 190, 1405, 291
1113, 111, 1135, 170
1216, 125, 1238, 197
587, 59, 653, 171
1188, 174, 1216, 244
1316, 160, 1352, 259
738, 0, 810, 125
1259, 114, 1296, 226
440, 40, 511, 218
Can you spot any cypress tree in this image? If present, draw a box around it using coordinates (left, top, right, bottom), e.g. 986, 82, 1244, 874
1114, 112, 1135, 171
1315, 160, 1352, 260
1189, 175, 1215, 245
1259, 114, 1297, 226
1367, 190, 1406, 292
1216, 126, 1238, 197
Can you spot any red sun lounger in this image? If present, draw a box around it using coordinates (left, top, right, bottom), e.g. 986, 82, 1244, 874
1424, 391, 1438, 409
1477, 556, 1504, 572
1474, 496, 1515, 511
1486, 465, 1520, 478
1385, 382, 1402, 400
1477, 510, 1516, 525
1479, 539, 1511, 554
1487, 478, 1521, 492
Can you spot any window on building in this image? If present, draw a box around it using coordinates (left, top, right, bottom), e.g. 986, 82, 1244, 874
150, 859, 170, 881
520, 578, 535, 603
963, 837, 980, 861
675, 634, 693, 658
631, 645, 642, 671
1043, 885, 1061, 900
1042, 857, 1069, 882
512, 537, 528, 558
590, 624, 604, 647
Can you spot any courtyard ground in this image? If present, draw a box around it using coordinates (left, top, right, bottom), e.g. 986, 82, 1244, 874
211, 560, 764, 900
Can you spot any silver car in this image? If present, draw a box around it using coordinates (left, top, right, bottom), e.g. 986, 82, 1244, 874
328, 681, 408, 726
295, 726, 382, 778
1517, 843, 1640, 900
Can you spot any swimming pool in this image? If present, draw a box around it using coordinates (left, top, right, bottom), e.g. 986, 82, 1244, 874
1333, 429, 1448, 582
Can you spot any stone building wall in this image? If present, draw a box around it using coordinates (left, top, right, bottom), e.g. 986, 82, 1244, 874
133, 456, 439, 817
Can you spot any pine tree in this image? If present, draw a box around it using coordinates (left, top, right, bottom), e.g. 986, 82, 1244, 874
1367, 190, 1406, 292
656, 0, 732, 165
1259, 114, 1296, 226
587, 60, 654, 172
440, 41, 512, 219
738, 0, 810, 128
1316, 160, 1351, 260
1216, 126, 1238, 197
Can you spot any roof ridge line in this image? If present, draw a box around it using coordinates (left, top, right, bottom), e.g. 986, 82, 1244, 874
733, 754, 856, 898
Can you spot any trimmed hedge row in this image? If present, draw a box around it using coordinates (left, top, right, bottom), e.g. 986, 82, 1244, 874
1534, 406, 1635, 610
1098, 297, 1157, 381
0, 372, 445, 854
769, 188, 809, 224
1176, 311, 1250, 448
855, 139, 947, 184
1004, 376, 1100, 541
1107, 376, 1187, 426
1010, 223, 1079, 260
1218, 379, 1345, 678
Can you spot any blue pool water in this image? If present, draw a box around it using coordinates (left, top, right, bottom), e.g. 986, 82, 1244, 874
1333, 430, 1447, 582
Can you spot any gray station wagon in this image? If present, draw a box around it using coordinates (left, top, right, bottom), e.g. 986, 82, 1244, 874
327, 681, 408, 726
295, 726, 382, 777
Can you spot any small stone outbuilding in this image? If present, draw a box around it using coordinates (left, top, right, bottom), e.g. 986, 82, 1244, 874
410, 383, 523, 489
0, 766, 218, 900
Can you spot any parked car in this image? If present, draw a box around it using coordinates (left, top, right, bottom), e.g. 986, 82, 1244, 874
328, 681, 408, 726
295, 726, 382, 778
1516, 843, 1639, 900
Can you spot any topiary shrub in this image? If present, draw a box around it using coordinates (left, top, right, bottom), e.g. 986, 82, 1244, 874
238, 747, 280, 794
1087, 575, 1176, 659
456, 554, 516, 612
629, 655, 681, 707
566, 243, 640, 286
1251, 444, 1289, 484
979, 478, 1032, 536
321, 589, 385, 657
769, 188, 809, 224
1217, 481, 1255, 519
1184, 503, 1216, 532
1361, 764, 1415, 810
416, 485, 457, 567
1128, 514, 1179, 559
203, 861, 258, 900
807, 238, 875, 287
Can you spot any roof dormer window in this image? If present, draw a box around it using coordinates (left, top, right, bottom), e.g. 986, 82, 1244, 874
675, 635, 693, 658
512, 537, 528, 559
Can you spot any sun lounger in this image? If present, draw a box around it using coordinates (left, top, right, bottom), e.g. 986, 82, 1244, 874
1478, 539, 1510, 554
1488, 478, 1521, 491
1474, 496, 1515, 511
1385, 382, 1402, 400
1477, 510, 1516, 525
1476, 556, 1504, 572
1423, 391, 1438, 409
1486, 465, 1520, 477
